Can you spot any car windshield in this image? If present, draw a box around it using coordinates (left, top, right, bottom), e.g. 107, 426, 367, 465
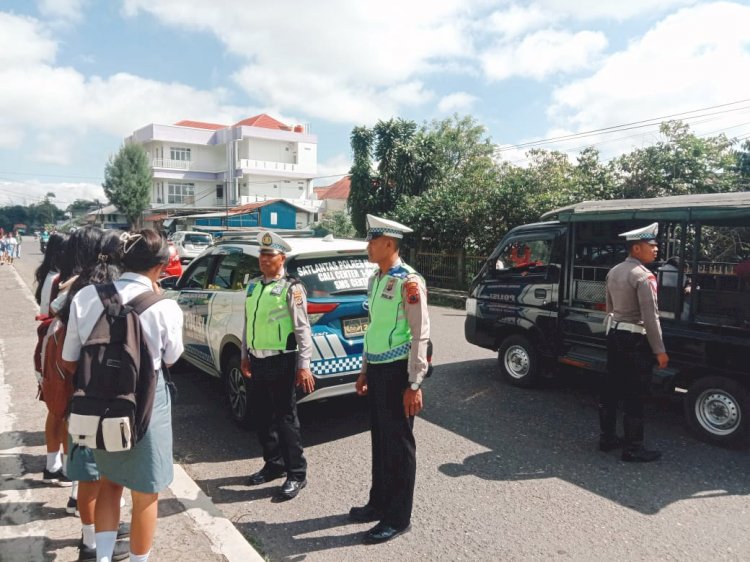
290, 255, 375, 297
185, 234, 211, 244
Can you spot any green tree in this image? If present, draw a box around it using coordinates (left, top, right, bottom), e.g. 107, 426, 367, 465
348, 126, 374, 236
315, 210, 357, 238
103, 143, 152, 228
66, 198, 100, 218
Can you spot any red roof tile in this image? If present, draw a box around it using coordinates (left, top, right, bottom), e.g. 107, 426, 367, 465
234, 114, 292, 130
173, 120, 227, 130
316, 176, 350, 200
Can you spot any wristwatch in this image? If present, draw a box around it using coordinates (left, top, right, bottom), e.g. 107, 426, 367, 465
410, 382, 421, 391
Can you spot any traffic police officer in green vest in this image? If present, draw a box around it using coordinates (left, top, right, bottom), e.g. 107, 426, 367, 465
601, 222, 667, 462
241, 231, 315, 500
350, 215, 431, 544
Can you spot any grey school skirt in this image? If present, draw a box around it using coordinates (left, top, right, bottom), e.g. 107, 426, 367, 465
92, 369, 174, 494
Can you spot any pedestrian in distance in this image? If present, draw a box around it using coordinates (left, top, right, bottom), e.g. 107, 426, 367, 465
600, 222, 667, 462
350, 214, 431, 544
62, 229, 184, 562
241, 231, 315, 501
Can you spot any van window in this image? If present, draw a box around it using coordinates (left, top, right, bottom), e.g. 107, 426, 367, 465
184, 233, 212, 245
180, 255, 213, 289
495, 239, 552, 271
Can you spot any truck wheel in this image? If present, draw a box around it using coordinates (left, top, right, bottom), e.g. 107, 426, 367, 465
498, 335, 539, 388
684, 377, 748, 447
223, 352, 255, 429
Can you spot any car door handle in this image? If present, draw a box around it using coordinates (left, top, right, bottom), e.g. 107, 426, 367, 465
534, 289, 547, 298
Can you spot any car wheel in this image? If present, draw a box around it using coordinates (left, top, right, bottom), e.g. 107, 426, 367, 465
684, 377, 748, 447
223, 353, 255, 429
498, 334, 539, 388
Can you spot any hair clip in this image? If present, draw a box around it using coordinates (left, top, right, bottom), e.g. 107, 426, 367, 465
122, 232, 143, 254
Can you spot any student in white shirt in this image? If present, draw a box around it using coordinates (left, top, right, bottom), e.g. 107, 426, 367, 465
63, 229, 183, 562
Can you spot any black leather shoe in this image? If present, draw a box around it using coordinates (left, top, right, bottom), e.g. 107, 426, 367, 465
363, 522, 411, 544
599, 435, 624, 452
276, 478, 307, 500
247, 469, 286, 486
349, 504, 383, 523
622, 448, 662, 462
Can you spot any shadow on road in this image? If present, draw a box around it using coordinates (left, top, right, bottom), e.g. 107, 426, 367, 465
424, 359, 750, 515
0, 536, 80, 562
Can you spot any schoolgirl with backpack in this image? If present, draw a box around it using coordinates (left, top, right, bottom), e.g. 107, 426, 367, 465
62, 229, 184, 562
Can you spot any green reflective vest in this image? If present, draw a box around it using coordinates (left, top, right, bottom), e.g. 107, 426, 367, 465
245, 278, 295, 351
364, 263, 418, 363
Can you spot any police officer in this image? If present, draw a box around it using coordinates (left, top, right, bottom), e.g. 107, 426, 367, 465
350, 215, 430, 544
241, 231, 315, 500
600, 222, 668, 462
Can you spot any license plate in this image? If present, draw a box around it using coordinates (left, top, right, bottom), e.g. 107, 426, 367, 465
342, 317, 368, 338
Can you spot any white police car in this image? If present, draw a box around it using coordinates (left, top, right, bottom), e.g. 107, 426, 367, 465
166, 234, 376, 426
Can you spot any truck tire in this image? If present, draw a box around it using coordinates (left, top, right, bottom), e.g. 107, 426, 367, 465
498, 335, 540, 388
684, 377, 748, 447
223, 352, 255, 429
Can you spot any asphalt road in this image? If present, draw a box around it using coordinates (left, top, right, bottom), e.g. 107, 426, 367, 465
13, 244, 750, 561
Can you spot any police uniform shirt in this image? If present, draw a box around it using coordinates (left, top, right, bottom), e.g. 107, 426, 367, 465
605, 256, 665, 354
62, 272, 185, 370
362, 259, 430, 385
241, 268, 313, 370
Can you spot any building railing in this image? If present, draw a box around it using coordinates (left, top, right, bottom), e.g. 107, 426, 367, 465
239, 159, 316, 174
152, 158, 192, 170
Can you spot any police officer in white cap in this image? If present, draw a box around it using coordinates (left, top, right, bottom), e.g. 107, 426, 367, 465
600, 222, 667, 462
241, 231, 315, 499
350, 214, 430, 544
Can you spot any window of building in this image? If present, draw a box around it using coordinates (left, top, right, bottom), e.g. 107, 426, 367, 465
216, 184, 224, 199
170, 147, 191, 161
168, 182, 195, 204
270, 212, 278, 225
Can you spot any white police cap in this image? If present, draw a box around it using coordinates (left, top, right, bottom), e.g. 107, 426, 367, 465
365, 214, 413, 241
619, 222, 659, 244
257, 231, 292, 254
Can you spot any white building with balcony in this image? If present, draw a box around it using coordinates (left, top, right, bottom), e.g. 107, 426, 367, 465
126, 114, 320, 218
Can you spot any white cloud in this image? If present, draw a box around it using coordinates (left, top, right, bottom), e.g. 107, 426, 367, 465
122, 0, 473, 122
548, 1, 750, 152
483, 4, 557, 38
0, 12, 56, 68
38, 0, 88, 23
0, 180, 105, 208
533, 0, 698, 21
438, 92, 478, 113
481, 29, 608, 81
0, 12, 264, 165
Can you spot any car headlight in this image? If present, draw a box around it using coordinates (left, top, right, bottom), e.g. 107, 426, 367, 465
465, 297, 477, 316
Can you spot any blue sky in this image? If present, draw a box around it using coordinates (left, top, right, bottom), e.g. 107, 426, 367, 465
1, 0, 749, 209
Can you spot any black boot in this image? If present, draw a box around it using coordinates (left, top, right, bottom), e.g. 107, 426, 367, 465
598, 404, 622, 451
622, 416, 661, 462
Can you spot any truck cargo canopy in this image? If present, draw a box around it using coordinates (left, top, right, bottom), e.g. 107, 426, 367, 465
542, 192, 750, 223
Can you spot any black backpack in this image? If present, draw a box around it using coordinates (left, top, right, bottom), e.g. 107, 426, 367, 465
68, 284, 165, 452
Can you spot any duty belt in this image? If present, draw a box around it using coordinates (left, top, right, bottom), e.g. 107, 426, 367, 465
604, 314, 647, 336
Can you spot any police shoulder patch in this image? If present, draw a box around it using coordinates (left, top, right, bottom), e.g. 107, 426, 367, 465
292, 286, 304, 306
405, 280, 420, 304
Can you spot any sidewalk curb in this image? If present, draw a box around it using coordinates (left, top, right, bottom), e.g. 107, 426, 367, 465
170, 465, 265, 562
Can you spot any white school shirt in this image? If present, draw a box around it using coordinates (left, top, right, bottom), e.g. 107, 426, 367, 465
39, 271, 59, 316
62, 272, 184, 370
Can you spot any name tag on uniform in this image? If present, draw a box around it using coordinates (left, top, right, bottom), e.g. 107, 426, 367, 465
270, 283, 284, 296
381, 278, 396, 300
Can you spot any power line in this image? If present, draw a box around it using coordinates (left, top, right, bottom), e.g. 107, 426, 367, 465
494, 99, 750, 153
